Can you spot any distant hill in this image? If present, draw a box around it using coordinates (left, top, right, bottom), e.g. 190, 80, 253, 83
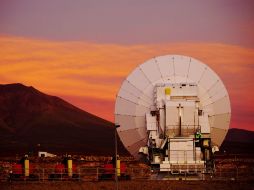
220, 128, 254, 154
0, 83, 128, 156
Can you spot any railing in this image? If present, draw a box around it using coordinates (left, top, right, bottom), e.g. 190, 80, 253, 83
166, 125, 201, 137
0, 166, 253, 182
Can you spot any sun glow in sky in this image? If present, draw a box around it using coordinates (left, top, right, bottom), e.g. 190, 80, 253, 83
0, 0, 254, 131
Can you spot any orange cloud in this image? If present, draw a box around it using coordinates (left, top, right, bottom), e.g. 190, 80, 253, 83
0, 36, 254, 131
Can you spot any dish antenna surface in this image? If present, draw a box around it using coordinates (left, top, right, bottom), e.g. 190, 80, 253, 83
115, 55, 231, 158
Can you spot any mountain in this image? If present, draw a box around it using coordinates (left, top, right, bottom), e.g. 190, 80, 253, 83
0, 83, 128, 156
220, 128, 254, 154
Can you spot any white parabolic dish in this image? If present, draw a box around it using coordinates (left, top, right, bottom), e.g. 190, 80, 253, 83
115, 55, 231, 157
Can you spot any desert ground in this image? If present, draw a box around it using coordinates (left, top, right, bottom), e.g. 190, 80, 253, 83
1, 180, 254, 190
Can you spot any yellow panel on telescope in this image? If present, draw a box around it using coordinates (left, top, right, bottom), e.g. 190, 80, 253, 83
165, 88, 171, 95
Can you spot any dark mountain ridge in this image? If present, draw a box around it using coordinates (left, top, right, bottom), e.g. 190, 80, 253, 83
0, 83, 127, 156
220, 128, 254, 154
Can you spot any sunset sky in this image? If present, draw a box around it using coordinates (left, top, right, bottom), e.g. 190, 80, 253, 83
0, 0, 254, 131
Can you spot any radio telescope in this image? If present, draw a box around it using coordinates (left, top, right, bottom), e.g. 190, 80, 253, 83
115, 55, 231, 173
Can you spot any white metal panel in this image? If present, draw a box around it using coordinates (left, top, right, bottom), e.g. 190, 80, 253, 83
156, 55, 174, 78
118, 128, 142, 148
121, 83, 153, 108
152, 78, 167, 85
182, 84, 198, 96
200, 113, 211, 133
173, 55, 190, 77
182, 103, 195, 126
135, 104, 150, 116
116, 115, 140, 131
209, 113, 231, 130
195, 148, 202, 161
140, 58, 162, 82
206, 80, 222, 97
159, 109, 166, 133
161, 76, 174, 84
209, 86, 228, 104
198, 86, 212, 106
199, 67, 219, 90
127, 138, 147, 157
120, 80, 143, 98
170, 151, 183, 162
115, 97, 137, 116
203, 96, 231, 115
156, 86, 166, 103
134, 116, 146, 130
169, 139, 194, 162
186, 151, 194, 162
200, 81, 224, 106
170, 139, 193, 150
140, 90, 154, 103
115, 115, 135, 130
170, 86, 180, 96
210, 127, 228, 147
127, 67, 151, 91
201, 97, 213, 108
138, 96, 153, 108
174, 76, 188, 83
185, 77, 194, 84
166, 101, 179, 128
142, 84, 155, 101
146, 113, 157, 130
187, 59, 206, 83
137, 126, 148, 139
118, 88, 139, 105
